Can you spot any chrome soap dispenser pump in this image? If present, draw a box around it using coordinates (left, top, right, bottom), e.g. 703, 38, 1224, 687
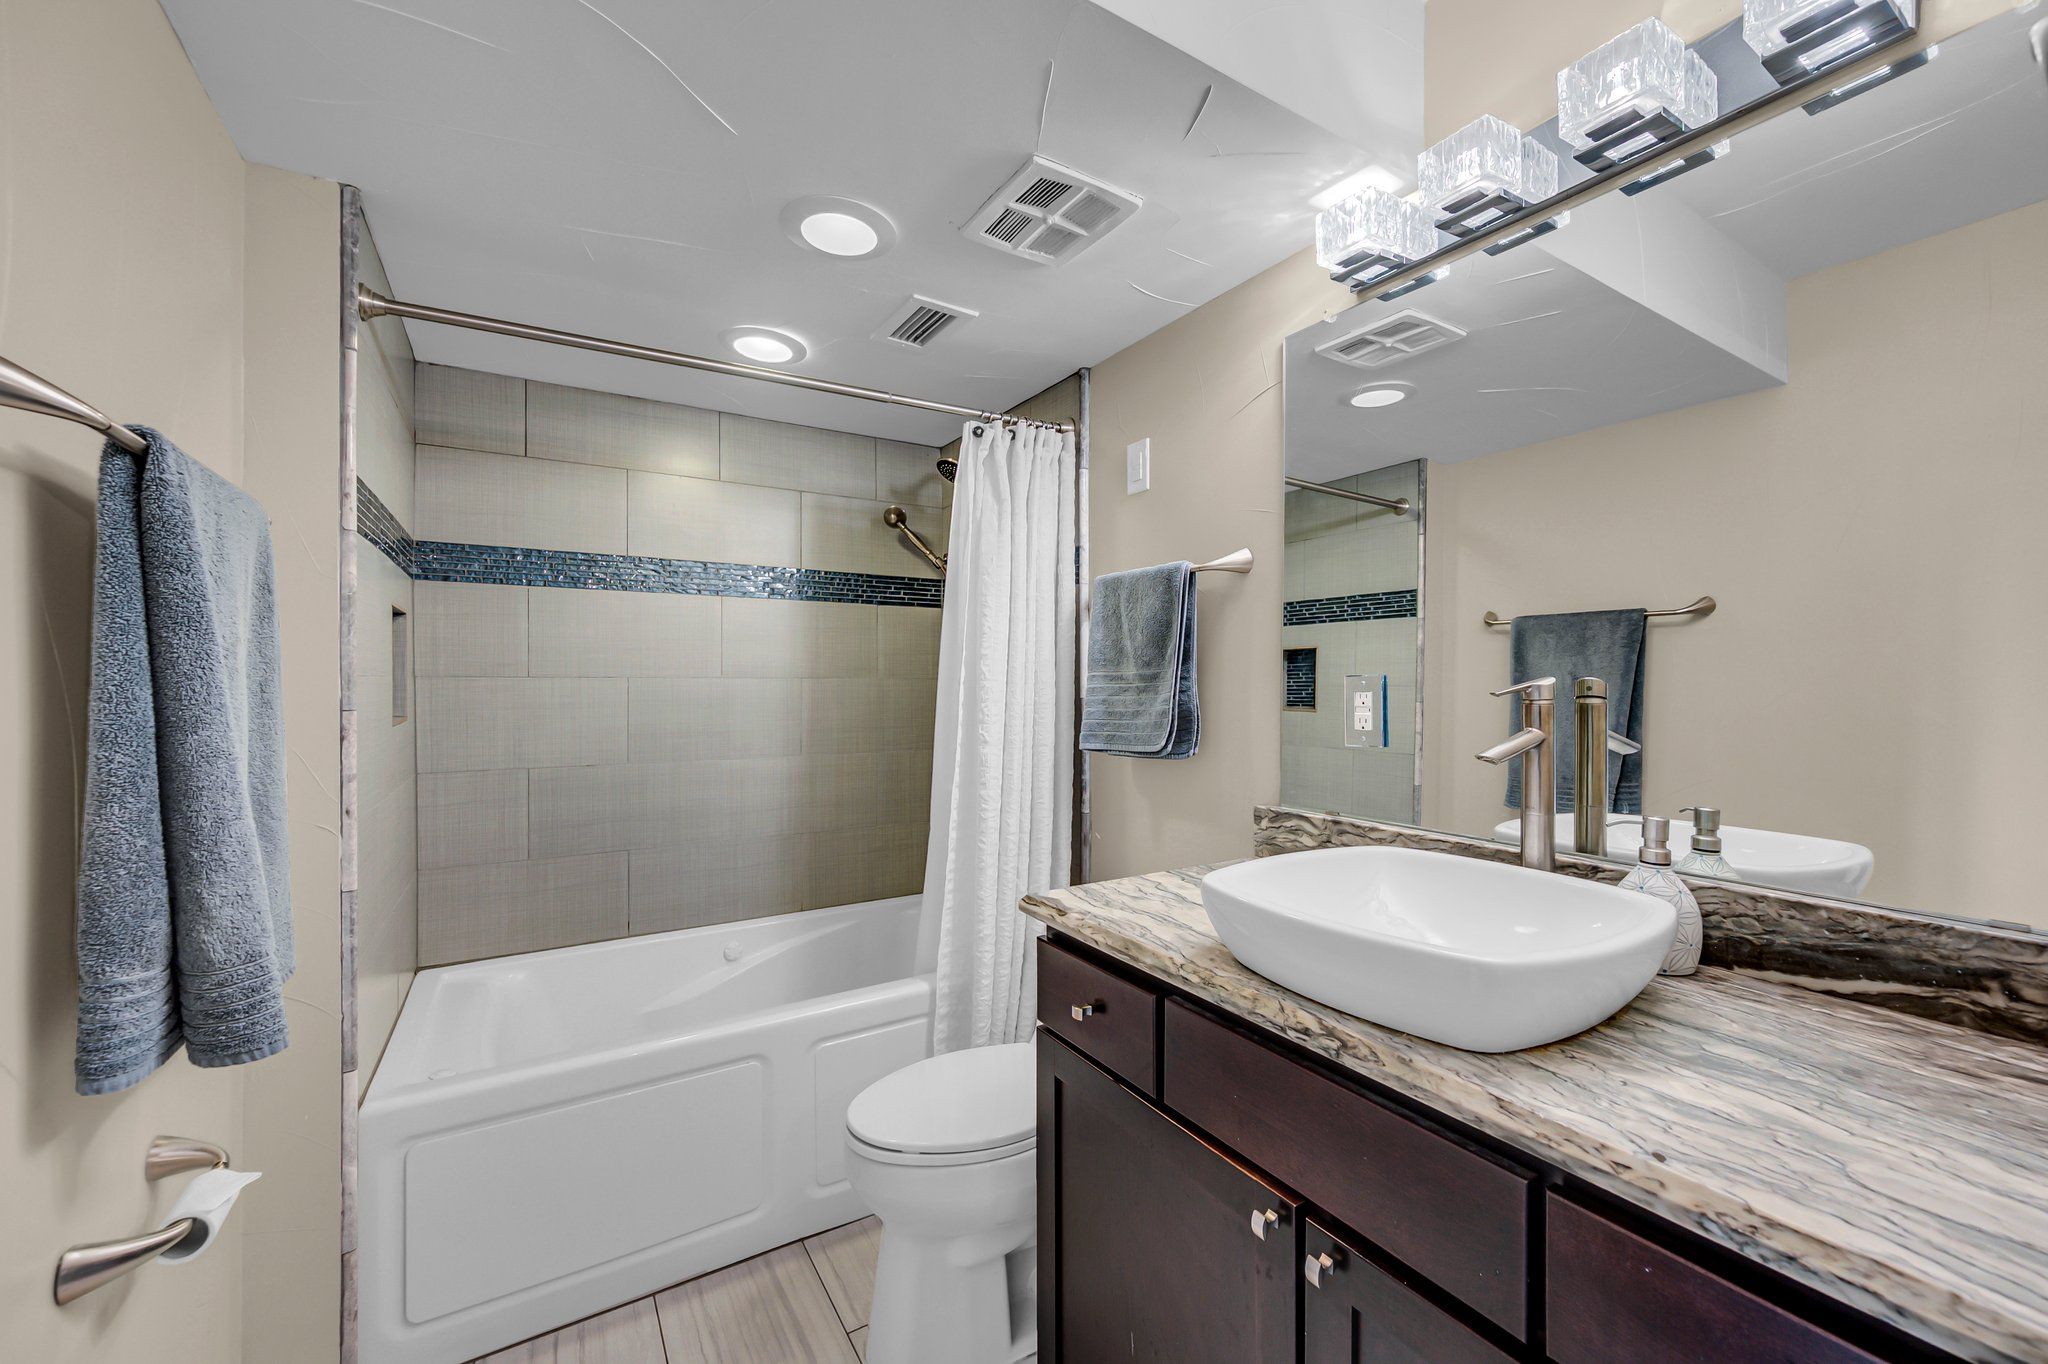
1618, 816, 1702, 976
1675, 806, 1733, 878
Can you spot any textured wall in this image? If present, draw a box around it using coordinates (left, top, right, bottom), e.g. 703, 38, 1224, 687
406, 366, 948, 965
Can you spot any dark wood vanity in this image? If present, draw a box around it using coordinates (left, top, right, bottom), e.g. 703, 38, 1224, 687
1035, 934, 1969, 1364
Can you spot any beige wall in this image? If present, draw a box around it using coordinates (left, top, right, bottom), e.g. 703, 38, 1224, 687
1422, 197, 2048, 924
0, 3, 343, 1358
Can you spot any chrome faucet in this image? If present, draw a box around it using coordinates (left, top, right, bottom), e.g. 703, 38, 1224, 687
1571, 678, 1643, 859
1477, 678, 1557, 872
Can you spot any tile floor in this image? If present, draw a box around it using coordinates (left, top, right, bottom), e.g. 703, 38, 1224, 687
476, 1216, 881, 1362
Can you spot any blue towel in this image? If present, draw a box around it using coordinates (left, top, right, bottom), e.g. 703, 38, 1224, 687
76, 428, 292, 1095
1081, 562, 1199, 759
1504, 608, 1646, 815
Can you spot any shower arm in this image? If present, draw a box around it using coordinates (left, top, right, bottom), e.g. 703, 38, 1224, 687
883, 505, 947, 576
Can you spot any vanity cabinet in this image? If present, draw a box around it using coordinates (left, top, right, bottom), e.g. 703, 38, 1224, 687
1036, 934, 1964, 1364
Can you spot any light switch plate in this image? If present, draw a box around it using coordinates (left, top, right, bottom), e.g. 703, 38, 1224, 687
1126, 438, 1150, 495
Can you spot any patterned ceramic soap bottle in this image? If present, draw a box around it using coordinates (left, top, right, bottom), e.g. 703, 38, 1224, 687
1619, 815, 1701, 976
1674, 805, 1735, 878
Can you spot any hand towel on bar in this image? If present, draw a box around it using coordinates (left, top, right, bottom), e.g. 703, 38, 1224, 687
75, 427, 292, 1096
1504, 608, 1647, 815
1081, 562, 1199, 759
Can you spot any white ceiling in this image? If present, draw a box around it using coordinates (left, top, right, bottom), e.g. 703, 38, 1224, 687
159, 0, 1412, 445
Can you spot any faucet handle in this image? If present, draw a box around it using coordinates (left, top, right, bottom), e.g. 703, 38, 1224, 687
1490, 677, 1557, 701
1607, 730, 1642, 755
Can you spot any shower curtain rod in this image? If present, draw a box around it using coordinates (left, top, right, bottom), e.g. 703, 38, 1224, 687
357, 288, 1073, 433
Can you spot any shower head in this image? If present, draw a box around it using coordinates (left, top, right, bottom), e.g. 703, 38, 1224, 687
936, 456, 958, 483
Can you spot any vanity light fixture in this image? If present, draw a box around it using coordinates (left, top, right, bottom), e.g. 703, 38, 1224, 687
1311, 163, 1406, 211
1796, 44, 1936, 115
721, 326, 808, 365
1315, 187, 1440, 288
1417, 116, 1561, 239
1741, 0, 1919, 83
1347, 385, 1410, 409
779, 196, 897, 260
1558, 18, 1720, 171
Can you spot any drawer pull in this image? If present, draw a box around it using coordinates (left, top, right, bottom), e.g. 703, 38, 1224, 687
1070, 1002, 1100, 1022
1305, 1250, 1338, 1287
1251, 1208, 1281, 1240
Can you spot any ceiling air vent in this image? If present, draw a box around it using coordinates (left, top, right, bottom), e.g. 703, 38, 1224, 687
1313, 309, 1468, 370
875, 295, 979, 349
963, 156, 1142, 265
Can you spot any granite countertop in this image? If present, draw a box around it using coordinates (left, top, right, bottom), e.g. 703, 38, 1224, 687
1022, 866, 2048, 1364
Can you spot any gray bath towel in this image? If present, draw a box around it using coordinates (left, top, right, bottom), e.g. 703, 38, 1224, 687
76, 428, 292, 1096
1081, 562, 1199, 759
1505, 608, 1646, 815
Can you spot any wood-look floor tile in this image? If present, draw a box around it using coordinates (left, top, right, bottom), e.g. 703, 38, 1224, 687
849, 1325, 867, 1361
654, 1243, 858, 1363
804, 1216, 882, 1332
475, 1296, 665, 1363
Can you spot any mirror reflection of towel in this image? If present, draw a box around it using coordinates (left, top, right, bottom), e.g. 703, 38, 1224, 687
1081, 562, 1199, 759
1504, 609, 1646, 814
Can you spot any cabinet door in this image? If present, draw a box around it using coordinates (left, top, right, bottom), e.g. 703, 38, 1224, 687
1302, 1220, 1517, 1364
1040, 1030, 1299, 1364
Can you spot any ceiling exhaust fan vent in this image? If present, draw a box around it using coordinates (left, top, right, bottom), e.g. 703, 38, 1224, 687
964, 155, 1142, 265
1314, 309, 1468, 369
875, 294, 979, 349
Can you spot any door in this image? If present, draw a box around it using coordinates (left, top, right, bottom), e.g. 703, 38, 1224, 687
1039, 1030, 1299, 1364
1302, 1219, 1516, 1364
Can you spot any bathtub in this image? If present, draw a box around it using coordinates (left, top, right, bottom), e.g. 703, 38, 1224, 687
358, 896, 931, 1364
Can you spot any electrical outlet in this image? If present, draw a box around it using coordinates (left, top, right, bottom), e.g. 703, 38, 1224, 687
1126, 438, 1151, 495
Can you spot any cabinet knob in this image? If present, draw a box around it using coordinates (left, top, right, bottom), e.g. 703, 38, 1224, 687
1070, 1002, 1099, 1022
1250, 1208, 1281, 1240
1304, 1251, 1338, 1288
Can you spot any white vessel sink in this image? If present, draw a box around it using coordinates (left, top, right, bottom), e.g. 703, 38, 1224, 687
1201, 847, 1676, 1053
1489, 817, 1875, 898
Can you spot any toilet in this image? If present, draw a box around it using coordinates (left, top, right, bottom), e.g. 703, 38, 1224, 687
845, 1042, 1038, 1364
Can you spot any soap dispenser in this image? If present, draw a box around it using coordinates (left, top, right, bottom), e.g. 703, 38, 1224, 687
1618, 816, 1702, 976
1675, 806, 1734, 879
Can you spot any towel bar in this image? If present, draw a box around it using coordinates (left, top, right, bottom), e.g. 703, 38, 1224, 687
0, 352, 147, 455
1193, 548, 1254, 575
1483, 596, 1714, 628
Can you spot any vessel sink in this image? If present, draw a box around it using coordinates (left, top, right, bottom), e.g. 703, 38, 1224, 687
1201, 847, 1677, 1052
1489, 816, 1875, 898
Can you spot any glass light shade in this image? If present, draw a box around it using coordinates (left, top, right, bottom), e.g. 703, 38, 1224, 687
1418, 116, 1560, 219
1742, 0, 1917, 60
1314, 187, 1438, 273
1558, 19, 1719, 150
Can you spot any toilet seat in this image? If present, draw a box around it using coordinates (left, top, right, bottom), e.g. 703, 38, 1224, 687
846, 1042, 1035, 1165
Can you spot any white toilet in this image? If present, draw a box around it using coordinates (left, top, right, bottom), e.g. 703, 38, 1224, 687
845, 1042, 1038, 1364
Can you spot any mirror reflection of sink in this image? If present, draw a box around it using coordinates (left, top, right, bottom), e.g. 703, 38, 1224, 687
1489, 817, 1874, 898
1202, 847, 1677, 1053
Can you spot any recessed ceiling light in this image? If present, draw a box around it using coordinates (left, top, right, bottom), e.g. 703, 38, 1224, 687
1311, 163, 1406, 210
780, 196, 897, 260
721, 326, 808, 365
1349, 387, 1409, 409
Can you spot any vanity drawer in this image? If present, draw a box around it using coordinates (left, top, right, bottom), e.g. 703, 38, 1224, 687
1163, 1001, 1534, 1340
1037, 937, 1159, 1095
1547, 1195, 1884, 1364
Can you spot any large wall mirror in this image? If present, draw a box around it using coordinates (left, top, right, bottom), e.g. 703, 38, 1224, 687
1283, 4, 2048, 930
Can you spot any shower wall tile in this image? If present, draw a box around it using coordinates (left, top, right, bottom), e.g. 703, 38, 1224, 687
876, 439, 952, 509
415, 581, 528, 677
418, 852, 627, 965
626, 469, 802, 566
528, 587, 719, 677
879, 606, 941, 678
419, 770, 529, 870
804, 493, 946, 579
531, 758, 804, 855
801, 678, 937, 755
417, 445, 627, 553
628, 678, 802, 762
417, 677, 627, 772
720, 413, 876, 498
801, 822, 927, 909
721, 599, 879, 678
628, 841, 804, 934
417, 364, 524, 456
527, 381, 719, 478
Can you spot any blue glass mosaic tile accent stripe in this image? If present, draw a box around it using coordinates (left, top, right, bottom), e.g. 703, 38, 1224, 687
1283, 588, 1418, 627
412, 541, 945, 609
1283, 647, 1317, 710
356, 477, 416, 576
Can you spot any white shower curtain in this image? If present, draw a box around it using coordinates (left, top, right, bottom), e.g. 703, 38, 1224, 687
918, 420, 1076, 1053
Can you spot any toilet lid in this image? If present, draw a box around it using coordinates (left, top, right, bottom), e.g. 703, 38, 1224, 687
846, 1042, 1036, 1156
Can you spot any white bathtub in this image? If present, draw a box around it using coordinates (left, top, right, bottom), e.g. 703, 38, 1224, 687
358, 896, 931, 1364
